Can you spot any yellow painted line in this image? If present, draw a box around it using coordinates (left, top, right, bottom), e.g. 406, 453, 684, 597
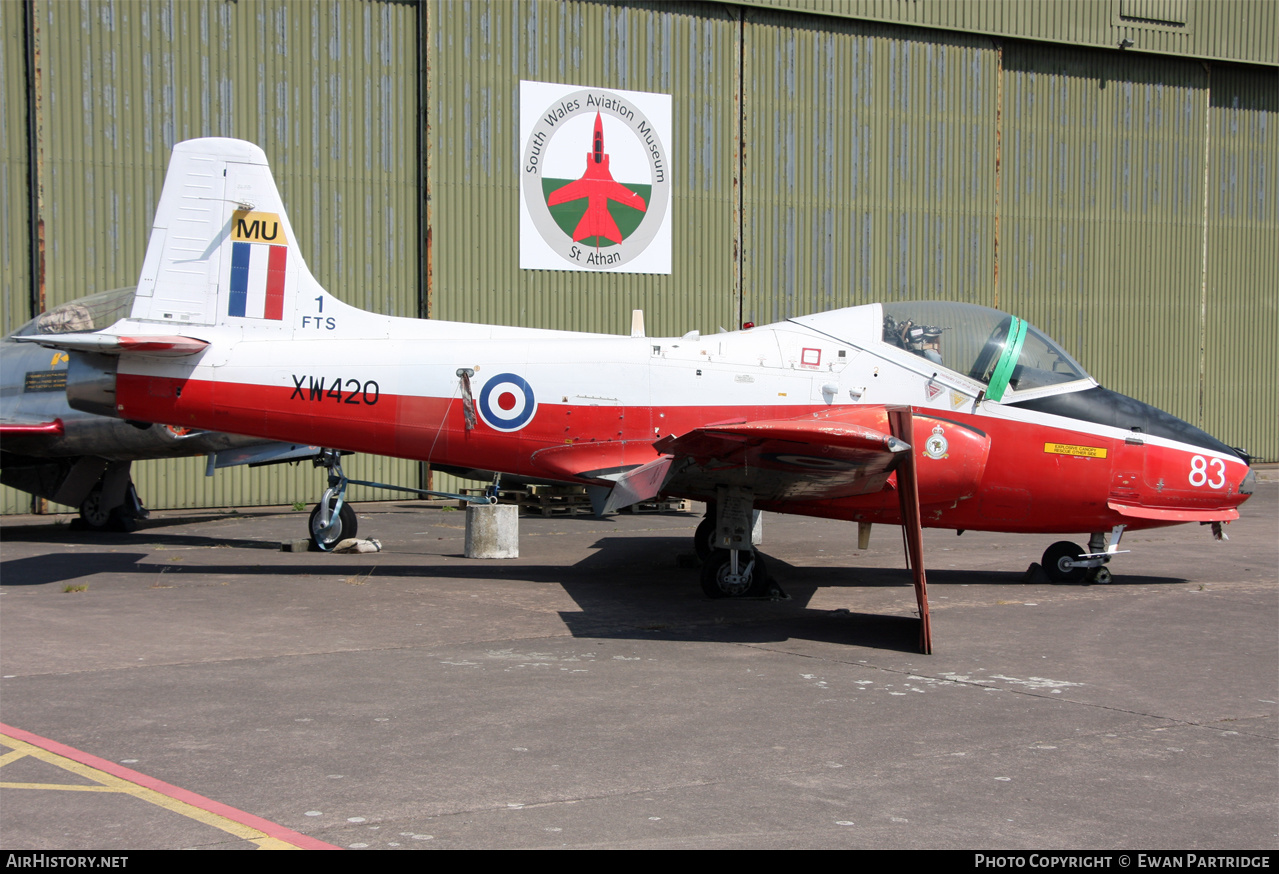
0, 748, 29, 767
1, 726, 339, 849
2, 782, 120, 792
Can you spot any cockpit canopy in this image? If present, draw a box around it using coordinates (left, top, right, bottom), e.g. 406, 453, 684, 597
9, 287, 137, 339
881, 301, 1090, 400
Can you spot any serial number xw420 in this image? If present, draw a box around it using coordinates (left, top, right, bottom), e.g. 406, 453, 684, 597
289, 375, 380, 405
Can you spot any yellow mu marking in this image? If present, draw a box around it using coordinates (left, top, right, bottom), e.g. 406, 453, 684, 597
232, 210, 286, 246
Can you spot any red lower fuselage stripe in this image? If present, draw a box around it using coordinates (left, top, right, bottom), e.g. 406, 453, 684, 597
117, 373, 1247, 534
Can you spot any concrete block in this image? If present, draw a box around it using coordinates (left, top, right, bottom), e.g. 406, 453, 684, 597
465, 503, 519, 559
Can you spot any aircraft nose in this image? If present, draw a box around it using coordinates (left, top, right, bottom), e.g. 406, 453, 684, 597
1008, 386, 1249, 464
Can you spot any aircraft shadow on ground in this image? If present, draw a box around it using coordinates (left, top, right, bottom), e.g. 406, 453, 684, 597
1, 530, 1192, 652
0, 545, 928, 652
1, 552, 156, 587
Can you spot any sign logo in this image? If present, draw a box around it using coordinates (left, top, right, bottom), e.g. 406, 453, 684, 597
520, 81, 672, 274
924, 426, 949, 460
229, 210, 288, 320
478, 373, 538, 432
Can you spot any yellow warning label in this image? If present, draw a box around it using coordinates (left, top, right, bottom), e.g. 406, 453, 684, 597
231, 210, 286, 245
1044, 442, 1108, 459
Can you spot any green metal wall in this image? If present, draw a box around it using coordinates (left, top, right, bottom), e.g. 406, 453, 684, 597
997, 45, 1276, 462
1202, 66, 1278, 465
426, 0, 741, 337
740, 0, 1277, 67
4, 0, 1276, 519
424, 0, 744, 498
2, 2, 35, 514
740, 12, 997, 322
4, 0, 421, 514
736, 11, 1275, 460
999, 44, 1209, 429
1, 2, 31, 339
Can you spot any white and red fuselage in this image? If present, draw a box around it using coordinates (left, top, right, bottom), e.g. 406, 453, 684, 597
105, 303, 1250, 535
44, 139, 1251, 539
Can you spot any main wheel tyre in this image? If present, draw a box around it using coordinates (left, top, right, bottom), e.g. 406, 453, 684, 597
694, 516, 716, 562
1042, 540, 1086, 584
79, 489, 112, 529
78, 488, 137, 532
309, 500, 358, 550
700, 549, 768, 599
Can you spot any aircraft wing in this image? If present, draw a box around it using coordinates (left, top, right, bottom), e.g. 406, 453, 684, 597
605, 407, 911, 512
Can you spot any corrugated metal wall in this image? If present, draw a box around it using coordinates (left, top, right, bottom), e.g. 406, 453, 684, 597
427, 0, 740, 338
4, 0, 1275, 519
740, 12, 997, 323
2, 2, 36, 514
742, 1, 1277, 67
1, 4, 32, 342
424, 0, 743, 498
4, 0, 421, 513
998, 43, 1209, 425
1202, 66, 1278, 464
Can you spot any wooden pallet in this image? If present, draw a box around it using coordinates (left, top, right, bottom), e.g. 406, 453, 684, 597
518, 486, 593, 516
620, 498, 689, 514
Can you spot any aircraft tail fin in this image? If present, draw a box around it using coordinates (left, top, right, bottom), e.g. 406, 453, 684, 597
128, 138, 358, 335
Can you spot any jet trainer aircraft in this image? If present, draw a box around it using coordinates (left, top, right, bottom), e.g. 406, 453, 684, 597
1, 288, 349, 542
20, 138, 1254, 651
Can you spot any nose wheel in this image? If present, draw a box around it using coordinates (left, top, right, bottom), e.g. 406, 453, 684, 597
1042, 528, 1126, 584
1042, 540, 1088, 584
309, 449, 355, 551
309, 498, 358, 551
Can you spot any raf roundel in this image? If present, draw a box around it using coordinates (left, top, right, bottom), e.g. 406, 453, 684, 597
478, 373, 538, 432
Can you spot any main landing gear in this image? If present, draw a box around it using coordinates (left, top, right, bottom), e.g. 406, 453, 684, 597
693, 515, 716, 562
696, 494, 786, 600
1041, 525, 1128, 585
700, 548, 772, 598
71, 462, 148, 532
78, 478, 148, 532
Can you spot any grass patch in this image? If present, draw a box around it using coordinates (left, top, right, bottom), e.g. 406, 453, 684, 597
344, 568, 376, 586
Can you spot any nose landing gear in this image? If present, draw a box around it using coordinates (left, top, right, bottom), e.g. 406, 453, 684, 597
1042, 525, 1127, 584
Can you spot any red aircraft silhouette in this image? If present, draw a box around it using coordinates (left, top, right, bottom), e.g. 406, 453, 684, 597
547, 113, 647, 246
